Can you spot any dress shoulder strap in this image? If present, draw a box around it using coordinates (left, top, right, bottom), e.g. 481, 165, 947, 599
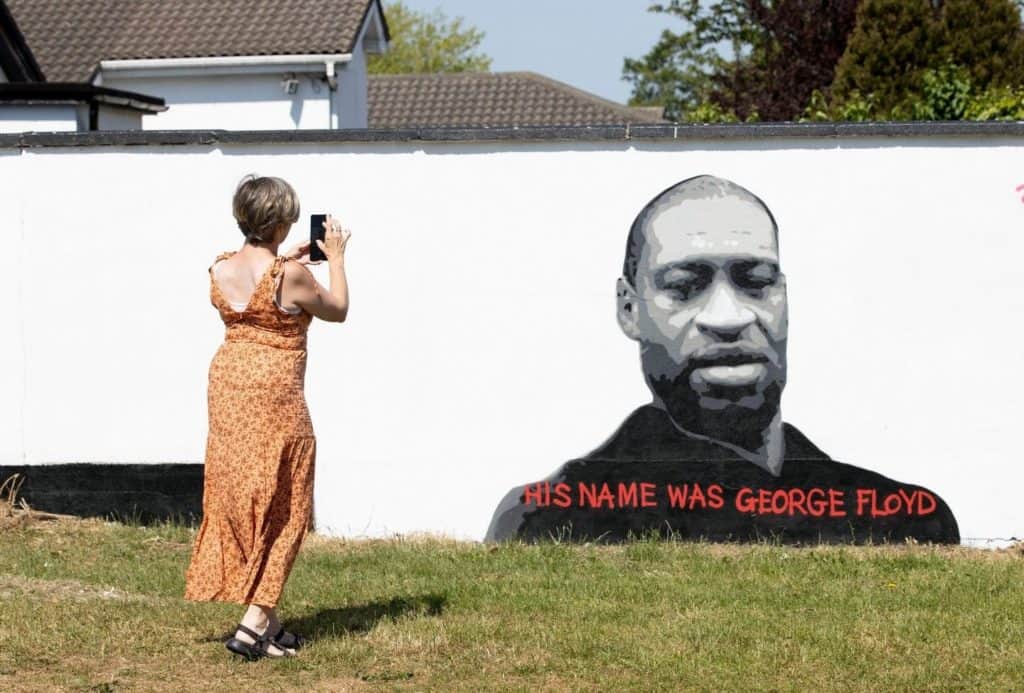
209, 250, 236, 275
269, 256, 290, 295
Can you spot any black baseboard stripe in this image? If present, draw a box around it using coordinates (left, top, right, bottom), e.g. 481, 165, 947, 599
0, 463, 203, 525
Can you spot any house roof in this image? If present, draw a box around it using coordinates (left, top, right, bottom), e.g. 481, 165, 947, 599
0, 0, 44, 81
367, 72, 668, 129
5, 0, 385, 82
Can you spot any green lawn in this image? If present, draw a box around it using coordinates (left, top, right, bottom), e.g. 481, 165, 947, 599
0, 518, 1021, 692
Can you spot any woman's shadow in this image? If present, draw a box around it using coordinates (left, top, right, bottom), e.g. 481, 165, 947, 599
201, 592, 447, 644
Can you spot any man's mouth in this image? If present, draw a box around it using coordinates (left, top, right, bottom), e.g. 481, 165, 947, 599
691, 350, 770, 370
690, 348, 772, 387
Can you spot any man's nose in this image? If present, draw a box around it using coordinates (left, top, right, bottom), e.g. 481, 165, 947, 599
694, 281, 756, 338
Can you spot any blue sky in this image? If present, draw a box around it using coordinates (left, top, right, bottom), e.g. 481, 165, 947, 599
395, 1, 677, 105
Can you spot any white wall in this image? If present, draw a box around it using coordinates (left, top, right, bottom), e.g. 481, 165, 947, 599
0, 146, 25, 465
101, 73, 338, 130
0, 105, 78, 132
2, 135, 1023, 544
96, 105, 143, 131
335, 46, 368, 129
335, 20, 373, 129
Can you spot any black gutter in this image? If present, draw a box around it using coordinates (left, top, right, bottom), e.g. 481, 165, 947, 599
1, 120, 1024, 149
0, 83, 167, 113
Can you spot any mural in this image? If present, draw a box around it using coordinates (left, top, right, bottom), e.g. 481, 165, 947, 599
487, 175, 959, 544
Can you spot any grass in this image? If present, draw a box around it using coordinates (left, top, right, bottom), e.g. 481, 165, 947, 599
0, 517, 1022, 692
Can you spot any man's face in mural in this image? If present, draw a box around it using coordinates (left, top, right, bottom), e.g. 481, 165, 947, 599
617, 184, 788, 431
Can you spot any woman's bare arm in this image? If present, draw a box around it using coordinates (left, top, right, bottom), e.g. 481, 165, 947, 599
282, 216, 351, 322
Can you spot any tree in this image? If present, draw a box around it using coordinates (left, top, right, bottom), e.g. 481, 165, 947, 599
368, 1, 492, 74
622, 1, 754, 122
804, 61, 1024, 122
831, 0, 1024, 116
622, 0, 859, 122
942, 0, 1024, 88
714, 0, 861, 121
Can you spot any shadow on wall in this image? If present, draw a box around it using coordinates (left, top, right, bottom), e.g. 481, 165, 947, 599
290, 91, 305, 128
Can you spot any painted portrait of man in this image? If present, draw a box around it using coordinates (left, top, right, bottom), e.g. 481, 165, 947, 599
486, 175, 959, 544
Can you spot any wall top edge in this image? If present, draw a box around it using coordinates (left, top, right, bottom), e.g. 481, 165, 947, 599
2, 121, 1024, 149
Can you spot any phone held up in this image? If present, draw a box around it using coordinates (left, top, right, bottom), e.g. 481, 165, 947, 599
309, 214, 328, 262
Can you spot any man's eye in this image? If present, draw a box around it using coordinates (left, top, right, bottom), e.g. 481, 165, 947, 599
662, 277, 707, 300
733, 263, 779, 292
665, 283, 695, 299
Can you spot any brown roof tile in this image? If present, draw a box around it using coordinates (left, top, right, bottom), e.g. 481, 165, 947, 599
5, 0, 379, 82
367, 72, 667, 129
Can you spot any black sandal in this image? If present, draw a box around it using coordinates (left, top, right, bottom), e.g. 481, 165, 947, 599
225, 624, 296, 661
272, 627, 306, 651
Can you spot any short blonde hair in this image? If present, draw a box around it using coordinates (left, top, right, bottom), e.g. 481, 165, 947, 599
232, 174, 300, 243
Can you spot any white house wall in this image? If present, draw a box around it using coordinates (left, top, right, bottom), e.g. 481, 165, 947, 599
95, 105, 144, 131
0, 105, 78, 132
338, 27, 371, 128
1, 135, 1022, 544
101, 73, 338, 130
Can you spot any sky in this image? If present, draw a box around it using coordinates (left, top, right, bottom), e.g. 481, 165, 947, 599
396, 1, 678, 105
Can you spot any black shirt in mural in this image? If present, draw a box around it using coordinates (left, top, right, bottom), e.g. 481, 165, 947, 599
485, 405, 959, 544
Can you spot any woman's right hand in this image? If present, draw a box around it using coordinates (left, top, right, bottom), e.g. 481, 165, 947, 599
316, 214, 351, 263
285, 213, 351, 322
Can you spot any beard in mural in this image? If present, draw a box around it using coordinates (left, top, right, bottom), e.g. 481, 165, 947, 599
486, 175, 959, 544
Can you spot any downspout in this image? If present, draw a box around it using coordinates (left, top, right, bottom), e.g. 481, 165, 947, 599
325, 60, 338, 129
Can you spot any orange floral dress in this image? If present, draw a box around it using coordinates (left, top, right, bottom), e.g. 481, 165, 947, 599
184, 251, 316, 607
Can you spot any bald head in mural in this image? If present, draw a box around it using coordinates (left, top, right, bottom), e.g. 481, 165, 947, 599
486, 175, 959, 544
618, 176, 788, 474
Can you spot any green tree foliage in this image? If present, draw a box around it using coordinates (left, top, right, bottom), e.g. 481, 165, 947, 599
912, 61, 972, 120
628, 0, 1024, 123
831, 0, 1024, 115
829, 0, 939, 113
804, 62, 1024, 122
368, 1, 492, 74
622, 0, 859, 122
623, 1, 754, 122
682, 101, 742, 123
964, 85, 1024, 120
800, 88, 875, 121
940, 0, 1024, 89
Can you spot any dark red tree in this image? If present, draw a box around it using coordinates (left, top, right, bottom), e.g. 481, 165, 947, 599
714, 0, 861, 120
625, 0, 860, 122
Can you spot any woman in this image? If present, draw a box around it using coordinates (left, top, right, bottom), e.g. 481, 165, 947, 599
184, 174, 351, 660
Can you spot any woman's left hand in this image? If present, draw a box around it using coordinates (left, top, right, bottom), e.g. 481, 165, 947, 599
283, 241, 321, 265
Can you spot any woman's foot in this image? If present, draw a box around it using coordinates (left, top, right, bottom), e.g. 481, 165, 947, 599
230, 622, 294, 655
228, 605, 296, 659
266, 612, 305, 650
271, 627, 306, 650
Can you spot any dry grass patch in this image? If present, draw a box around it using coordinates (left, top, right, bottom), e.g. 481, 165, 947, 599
0, 573, 153, 604
0, 474, 80, 531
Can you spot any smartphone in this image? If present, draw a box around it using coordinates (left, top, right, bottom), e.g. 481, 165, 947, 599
310, 214, 327, 262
